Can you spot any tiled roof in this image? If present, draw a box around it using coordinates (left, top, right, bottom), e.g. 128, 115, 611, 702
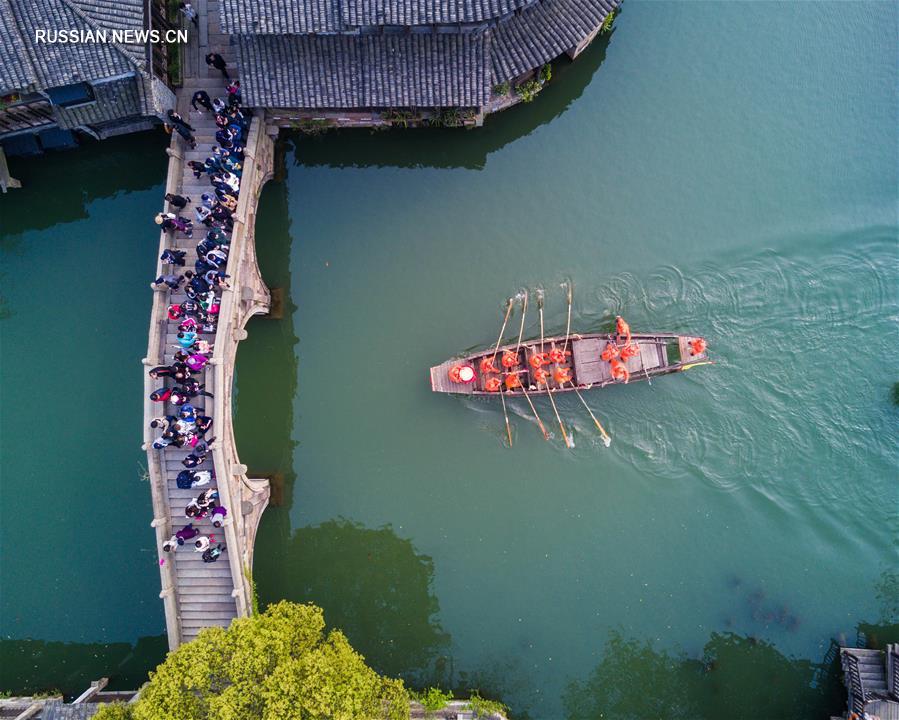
0, 0, 38, 93
239, 31, 489, 108
1, 0, 146, 91
220, 0, 540, 33
234, 0, 620, 109
341, 0, 530, 27
54, 74, 143, 128
492, 0, 616, 81
220, 0, 340, 33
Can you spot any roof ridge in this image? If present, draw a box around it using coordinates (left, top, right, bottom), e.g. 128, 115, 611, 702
56, 0, 149, 73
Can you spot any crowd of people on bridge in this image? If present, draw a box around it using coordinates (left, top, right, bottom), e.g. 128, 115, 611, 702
149, 82, 250, 566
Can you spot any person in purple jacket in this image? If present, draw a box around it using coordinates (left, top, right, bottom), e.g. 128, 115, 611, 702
210, 505, 227, 528
176, 523, 200, 545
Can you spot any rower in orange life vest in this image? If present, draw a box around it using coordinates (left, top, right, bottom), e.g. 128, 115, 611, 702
480, 356, 499, 374
610, 357, 630, 384
447, 364, 476, 384
548, 347, 570, 364
615, 316, 632, 345
485, 376, 502, 392
504, 372, 522, 390
502, 350, 519, 368
553, 367, 572, 385
689, 337, 707, 356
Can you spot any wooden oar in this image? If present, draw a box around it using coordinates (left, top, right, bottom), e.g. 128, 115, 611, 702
491, 298, 514, 364
546, 387, 573, 448
514, 291, 528, 355
520, 365, 549, 440
570, 384, 611, 447
537, 290, 545, 355
562, 282, 573, 354
499, 387, 513, 448
680, 360, 715, 372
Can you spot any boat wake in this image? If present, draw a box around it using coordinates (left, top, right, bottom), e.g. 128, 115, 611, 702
463, 227, 898, 504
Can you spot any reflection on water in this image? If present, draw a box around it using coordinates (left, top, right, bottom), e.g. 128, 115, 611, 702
0, 636, 166, 698
255, 518, 451, 682
562, 631, 839, 719
0, 132, 167, 237
564, 568, 899, 719
290, 29, 616, 172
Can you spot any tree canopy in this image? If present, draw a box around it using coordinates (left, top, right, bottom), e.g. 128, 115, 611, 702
94, 601, 409, 720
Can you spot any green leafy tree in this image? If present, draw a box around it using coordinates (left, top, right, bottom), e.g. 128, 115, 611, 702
94, 602, 409, 720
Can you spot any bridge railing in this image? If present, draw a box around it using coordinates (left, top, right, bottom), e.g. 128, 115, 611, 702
142, 130, 185, 649
208, 115, 272, 619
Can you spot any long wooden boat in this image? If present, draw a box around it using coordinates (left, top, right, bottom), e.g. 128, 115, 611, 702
430, 332, 710, 396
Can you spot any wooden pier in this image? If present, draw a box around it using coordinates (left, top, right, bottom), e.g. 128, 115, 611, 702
141, 0, 275, 649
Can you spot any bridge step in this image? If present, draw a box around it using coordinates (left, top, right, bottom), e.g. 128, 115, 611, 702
180, 610, 239, 621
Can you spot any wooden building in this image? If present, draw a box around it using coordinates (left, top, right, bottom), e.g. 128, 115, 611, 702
0, 0, 178, 156
221, 0, 621, 125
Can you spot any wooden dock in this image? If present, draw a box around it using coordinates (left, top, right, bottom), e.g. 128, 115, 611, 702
142, 0, 275, 649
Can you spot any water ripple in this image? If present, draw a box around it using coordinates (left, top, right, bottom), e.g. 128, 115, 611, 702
473, 227, 899, 505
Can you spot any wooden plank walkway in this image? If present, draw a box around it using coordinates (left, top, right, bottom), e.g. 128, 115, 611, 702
143, 0, 272, 649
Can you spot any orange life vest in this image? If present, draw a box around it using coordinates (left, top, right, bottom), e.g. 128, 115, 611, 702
610, 358, 630, 383
505, 373, 522, 389
690, 338, 707, 355
620, 343, 639, 360
554, 367, 572, 384
448, 365, 463, 383
534, 368, 549, 385
616, 316, 630, 337
485, 377, 502, 392
601, 342, 619, 362
480, 357, 499, 374
548, 348, 569, 364
501, 351, 519, 368
528, 353, 545, 369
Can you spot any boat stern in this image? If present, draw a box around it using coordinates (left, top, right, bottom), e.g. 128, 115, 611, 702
430, 359, 478, 394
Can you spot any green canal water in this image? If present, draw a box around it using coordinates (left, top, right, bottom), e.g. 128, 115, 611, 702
2, 2, 898, 718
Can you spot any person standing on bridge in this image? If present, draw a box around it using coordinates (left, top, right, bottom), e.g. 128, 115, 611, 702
161, 248, 187, 266
153, 273, 184, 291
179, 2, 199, 28
164, 193, 191, 210
176, 523, 199, 545
205, 52, 229, 80
191, 90, 213, 113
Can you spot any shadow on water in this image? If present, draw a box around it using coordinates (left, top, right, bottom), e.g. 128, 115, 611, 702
234, 172, 300, 511
0, 635, 167, 698
563, 569, 899, 720
288, 29, 617, 171
254, 517, 452, 683
562, 631, 838, 720
236, 178, 456, 685
0, 131, 168, 238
